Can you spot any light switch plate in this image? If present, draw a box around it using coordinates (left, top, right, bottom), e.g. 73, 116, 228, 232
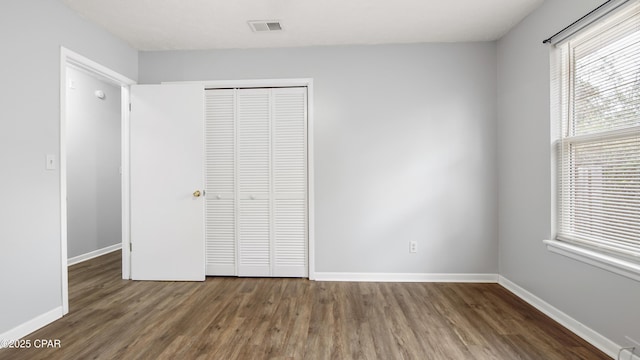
46, 154, 56, 170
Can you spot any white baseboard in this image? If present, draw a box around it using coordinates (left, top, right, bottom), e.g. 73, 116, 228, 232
0, 307, 62, 344
314, 272, 499, 283
498, 276, 637, 359
622, 350, 640, 360
68, 243, 121, 266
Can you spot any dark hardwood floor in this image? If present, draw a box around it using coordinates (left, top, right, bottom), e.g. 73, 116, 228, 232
0, 251, 609, 359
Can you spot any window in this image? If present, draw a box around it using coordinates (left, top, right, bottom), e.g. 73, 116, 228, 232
551, 2, 640, 272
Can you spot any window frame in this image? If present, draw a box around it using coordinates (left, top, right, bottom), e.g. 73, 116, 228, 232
547, 2, 640, 281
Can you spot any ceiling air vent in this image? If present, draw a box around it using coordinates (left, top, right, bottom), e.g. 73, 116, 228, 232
248, 20, 283, 32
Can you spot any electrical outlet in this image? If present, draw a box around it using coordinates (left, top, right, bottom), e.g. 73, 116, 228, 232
409, 241, 417, 253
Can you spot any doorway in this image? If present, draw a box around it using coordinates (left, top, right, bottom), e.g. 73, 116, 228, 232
60, 47, 135, 314
66, 67, 121, 266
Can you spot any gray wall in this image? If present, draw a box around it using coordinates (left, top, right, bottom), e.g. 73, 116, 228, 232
66, 67, 122, 259
497, 0, 640, 348
139, 43, 499, 274
0, 0, 137, 334
1, 0, 636, 352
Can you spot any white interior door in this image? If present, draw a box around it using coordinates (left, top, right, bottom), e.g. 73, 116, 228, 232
130, 84, 205, 281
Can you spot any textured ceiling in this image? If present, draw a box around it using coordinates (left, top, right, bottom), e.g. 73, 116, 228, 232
62, 0, 544, 51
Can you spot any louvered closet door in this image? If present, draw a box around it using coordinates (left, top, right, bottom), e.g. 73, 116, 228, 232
205, 90, 236, 275
205, 87, 307, 278
272, 88, 307, 277
237, 89, 272, 276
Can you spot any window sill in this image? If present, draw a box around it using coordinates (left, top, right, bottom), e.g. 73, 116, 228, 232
543, 240, 640, 283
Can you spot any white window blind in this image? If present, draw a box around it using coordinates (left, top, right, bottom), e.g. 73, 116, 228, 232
555, 2, 640, 261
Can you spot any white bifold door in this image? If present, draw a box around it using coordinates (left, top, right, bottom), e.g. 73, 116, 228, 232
205, 87, 308, 277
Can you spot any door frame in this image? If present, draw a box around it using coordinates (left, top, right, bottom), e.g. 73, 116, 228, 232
60, 47, 136, 314
166, 78, 316, 279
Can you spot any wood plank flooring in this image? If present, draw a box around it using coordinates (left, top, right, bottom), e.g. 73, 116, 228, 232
0, 251, 609, 359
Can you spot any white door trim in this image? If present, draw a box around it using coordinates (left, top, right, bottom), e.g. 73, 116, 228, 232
60, 47, 136, 314
166, 78, 316, 279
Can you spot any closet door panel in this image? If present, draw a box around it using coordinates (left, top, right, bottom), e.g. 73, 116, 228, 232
205, 87, 308, 278
206, 198, 235, 275
274, 197, 307, 276
273, 89, 307, 194
272, 88, 308, 277
237, 90, 270, 195
237, 89, 271, 275
205, 90, 236, 275
238, 196, 270, 276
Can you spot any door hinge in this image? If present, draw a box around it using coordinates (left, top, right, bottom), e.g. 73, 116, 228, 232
129, 103, 132, 112
130, 243, 132, 252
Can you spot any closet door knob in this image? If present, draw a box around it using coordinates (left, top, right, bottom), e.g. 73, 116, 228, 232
193, 190, 201, 198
